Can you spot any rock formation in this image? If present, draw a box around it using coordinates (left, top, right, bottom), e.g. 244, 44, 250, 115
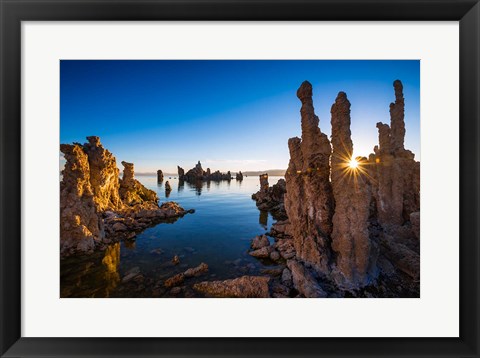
330, 92, 377, 289
251, 174, 287, 219
119, 161, 158, 206
193, 276, 270, 298
236, 171, 243, 181
60, 136, 192, 257
164, 181, 172, 193
178, 161, 232, 182
60, 143, 104, 256
265, 79, 421, 294
157, 170, 164, 183
82, 136, 123, 211
284, 81, 334, 275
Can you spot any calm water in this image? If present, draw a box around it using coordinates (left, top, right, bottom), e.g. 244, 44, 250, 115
60, 176, 283, 297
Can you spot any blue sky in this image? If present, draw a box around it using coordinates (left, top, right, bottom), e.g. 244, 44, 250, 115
60, 60, 420, 173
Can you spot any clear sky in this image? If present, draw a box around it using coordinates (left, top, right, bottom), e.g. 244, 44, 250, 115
60, 60, 420, 173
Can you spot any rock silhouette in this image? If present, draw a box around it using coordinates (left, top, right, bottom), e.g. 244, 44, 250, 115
157, 169, 164, 183
178, 161, 233, 182
251, 174, 287, 220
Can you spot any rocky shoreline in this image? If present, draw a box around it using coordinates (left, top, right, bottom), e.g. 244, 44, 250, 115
61, 79, 420, 298
60, 136, 193, 257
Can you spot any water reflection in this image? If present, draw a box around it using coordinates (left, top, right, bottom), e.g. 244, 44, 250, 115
178, 179, 184, 192
259, 210, 269, 229
101, 243, 120, 297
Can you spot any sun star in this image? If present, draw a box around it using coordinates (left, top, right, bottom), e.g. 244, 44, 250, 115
348, 158, 359, 169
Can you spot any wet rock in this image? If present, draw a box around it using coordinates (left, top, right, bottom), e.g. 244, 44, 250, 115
164, 273, 185, 288
287, 260, 327, 298
122, 266, 141, 283
193, 276, 270, 298
249, 246, 272, 258
251, 235, 270, 250
172, 255, 180, 265
183, 262, 209, 278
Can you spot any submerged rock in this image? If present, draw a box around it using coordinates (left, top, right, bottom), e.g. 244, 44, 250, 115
193, 276, 270, 298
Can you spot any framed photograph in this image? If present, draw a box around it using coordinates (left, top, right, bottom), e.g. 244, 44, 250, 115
1, 0, 479, 357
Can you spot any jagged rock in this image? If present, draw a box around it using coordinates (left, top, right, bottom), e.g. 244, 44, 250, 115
281, 268, 293, 286
60, 143, 104, 256
251, 174, 287, 219
82, 136, 123, 211
193, 276, 270, 298
157, 170, 164, 183
164, 263, 209, 288
330, 91, 377, 289
410, 212, 420, 239
379, 234, 420, 279
269, 250, 281, 261
236, 171, 244, 180
251, 235, 270, 250
284, 81, 334, 275
179, 161, 232, 182
119, 161, 158, 206
287, 260, 327, 298
371, 81, 420, 227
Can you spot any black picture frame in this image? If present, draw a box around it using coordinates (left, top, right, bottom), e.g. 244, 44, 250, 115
1, 0, 479, 357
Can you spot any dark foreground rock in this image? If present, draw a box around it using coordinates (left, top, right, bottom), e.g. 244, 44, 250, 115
193, 276, 270, 297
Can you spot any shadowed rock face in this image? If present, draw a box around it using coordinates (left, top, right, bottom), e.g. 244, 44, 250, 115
60, 143, 104, 256
279, 80, 419, 292
284, 81, 334, 275
193, 276, 270, 298
371, 81, 420, 227
157, 170, 164, 183
330, 92, 377, 289
236, 171, 243, 181
179, 161, 232, 182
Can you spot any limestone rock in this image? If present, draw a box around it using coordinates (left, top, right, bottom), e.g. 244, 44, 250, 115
82, 136, 123, 211
165, 181, 172, 193
330, 91, 377, 289
193, 276, 270, 298
60, 143, 104, 256
236, 171, 244, 181
177, 166, 185, 178
284, 81, 334, 275
287, 260, 327, 298
251, 174, 287, 220
183, 262, 209, 278
119, 161, 158, 206
251, 234, 270, 250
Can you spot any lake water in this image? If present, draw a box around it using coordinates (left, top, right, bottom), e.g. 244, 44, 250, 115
60, 175, 284, 298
